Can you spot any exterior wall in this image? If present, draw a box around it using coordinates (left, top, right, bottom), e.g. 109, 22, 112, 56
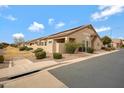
112, 39, 123, 48
55, 43, 65, 53
93, 37, 103, 50
27, 39, 54, 53
26, 27, 103, 53
67, 28, 102, 50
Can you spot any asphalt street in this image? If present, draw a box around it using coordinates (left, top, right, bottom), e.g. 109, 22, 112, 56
49, 49, 124, 88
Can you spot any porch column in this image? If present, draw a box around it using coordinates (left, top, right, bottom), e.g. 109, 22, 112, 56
65, 37, 69, 43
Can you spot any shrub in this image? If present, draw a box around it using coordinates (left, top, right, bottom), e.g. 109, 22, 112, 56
121, 45, 124, 48
33, 48, 43, 53
2, 42, 9, 48
105, 47, 111, 51
10, 44, 18, 48
86, 47, 94, 53
0, 55, 4, 63
0, 44, 4, 49
25, 47, 33, 51
35, 51, 46, 59
65, 42, 78, 54
53, 53, 62, 59
19, 46, 28, 51
111, 47, 116, 50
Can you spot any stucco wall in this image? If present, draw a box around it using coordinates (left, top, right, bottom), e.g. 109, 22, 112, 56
27, 39, 54, 53
93, 37, 103, 50
67, 28, 102, 50
56, 43, 65, 53
26, 27, 103, 53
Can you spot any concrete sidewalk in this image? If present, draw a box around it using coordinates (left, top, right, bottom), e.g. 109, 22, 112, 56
3, 71, 67, 88
0, 59, 57, 79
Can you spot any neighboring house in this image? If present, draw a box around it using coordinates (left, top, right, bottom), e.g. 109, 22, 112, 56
111, 39, 123, 48
122, 40, 124, 45
26, 24, 103, 53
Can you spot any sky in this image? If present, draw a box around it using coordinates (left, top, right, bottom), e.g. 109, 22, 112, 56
0, 5, 124, 43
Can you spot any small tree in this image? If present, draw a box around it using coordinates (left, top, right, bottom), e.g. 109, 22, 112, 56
13, 33, 25, 45
102, 36, 112, 46
65, 42, 78, 54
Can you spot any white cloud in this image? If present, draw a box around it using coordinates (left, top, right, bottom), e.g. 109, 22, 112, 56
95, 26, 111, 32
55, 22, 65, 29
12, 33, 24, 39
5, 15, 17, 21
28, 21, 45, 32
91, 6, 124, 21
98, 5, 110, 10
48, 18, 55, 25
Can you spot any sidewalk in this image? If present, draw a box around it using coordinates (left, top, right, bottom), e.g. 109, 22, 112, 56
0, 59, 58, 79
3, 71, 67, 88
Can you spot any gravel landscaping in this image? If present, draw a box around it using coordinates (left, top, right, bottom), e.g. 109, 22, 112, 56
28, 52, 90, 63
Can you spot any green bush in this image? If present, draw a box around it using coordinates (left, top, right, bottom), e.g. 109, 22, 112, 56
0, 44, 3, 49
86, 47, 94, 53
35, 51, 46, 59
121, 45, 124, 48
2, 43, 9, 48
53, 53, 62, 59
65, 42, 78, 54
105, 47, 111, 51
19, 46, 33, 51
33, 48, 43, 53
10, 44, 18, 48
25, 47, 33, 51
19, 46, 28, 51
0, 55, 4, 63
111, 47, 116, 50
0, 43, 4, 49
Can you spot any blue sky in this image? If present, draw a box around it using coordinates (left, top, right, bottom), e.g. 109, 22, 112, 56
0, 5, 124, 43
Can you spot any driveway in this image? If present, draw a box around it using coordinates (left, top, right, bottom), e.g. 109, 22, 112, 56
49, 49, 124, 88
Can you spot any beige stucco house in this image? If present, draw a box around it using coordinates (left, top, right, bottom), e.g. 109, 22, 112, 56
25, 24, 103, 53
111, 39, 123, 48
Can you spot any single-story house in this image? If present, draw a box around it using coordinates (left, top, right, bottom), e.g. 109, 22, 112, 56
25, 24, 103, 53
111, 39, 123, 48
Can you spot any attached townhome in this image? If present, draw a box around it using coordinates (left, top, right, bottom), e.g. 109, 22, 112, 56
111, 39, 123, 48
25, 24, 103, 53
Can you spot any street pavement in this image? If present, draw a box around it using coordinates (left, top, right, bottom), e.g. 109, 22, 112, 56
49, 49, 124, 88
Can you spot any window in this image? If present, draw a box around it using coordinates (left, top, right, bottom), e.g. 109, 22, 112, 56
39, 42, 42, 46
48, 41, 52, 44
69, 38, 75, 42
86, 41, 88, 48
44, 42, 47, 46
41, 42, 43, 45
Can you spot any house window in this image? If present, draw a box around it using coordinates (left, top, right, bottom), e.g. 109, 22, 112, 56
41, 42, 43, 45
44, 42, 47, 46
86, 41, 89, 48
69, 38, 75, 42
48, 41, 52, 44
39, 41, 42, 46
35, 42, 38, 45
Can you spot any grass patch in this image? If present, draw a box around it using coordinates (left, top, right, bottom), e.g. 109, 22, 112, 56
4, 46, 34, 61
